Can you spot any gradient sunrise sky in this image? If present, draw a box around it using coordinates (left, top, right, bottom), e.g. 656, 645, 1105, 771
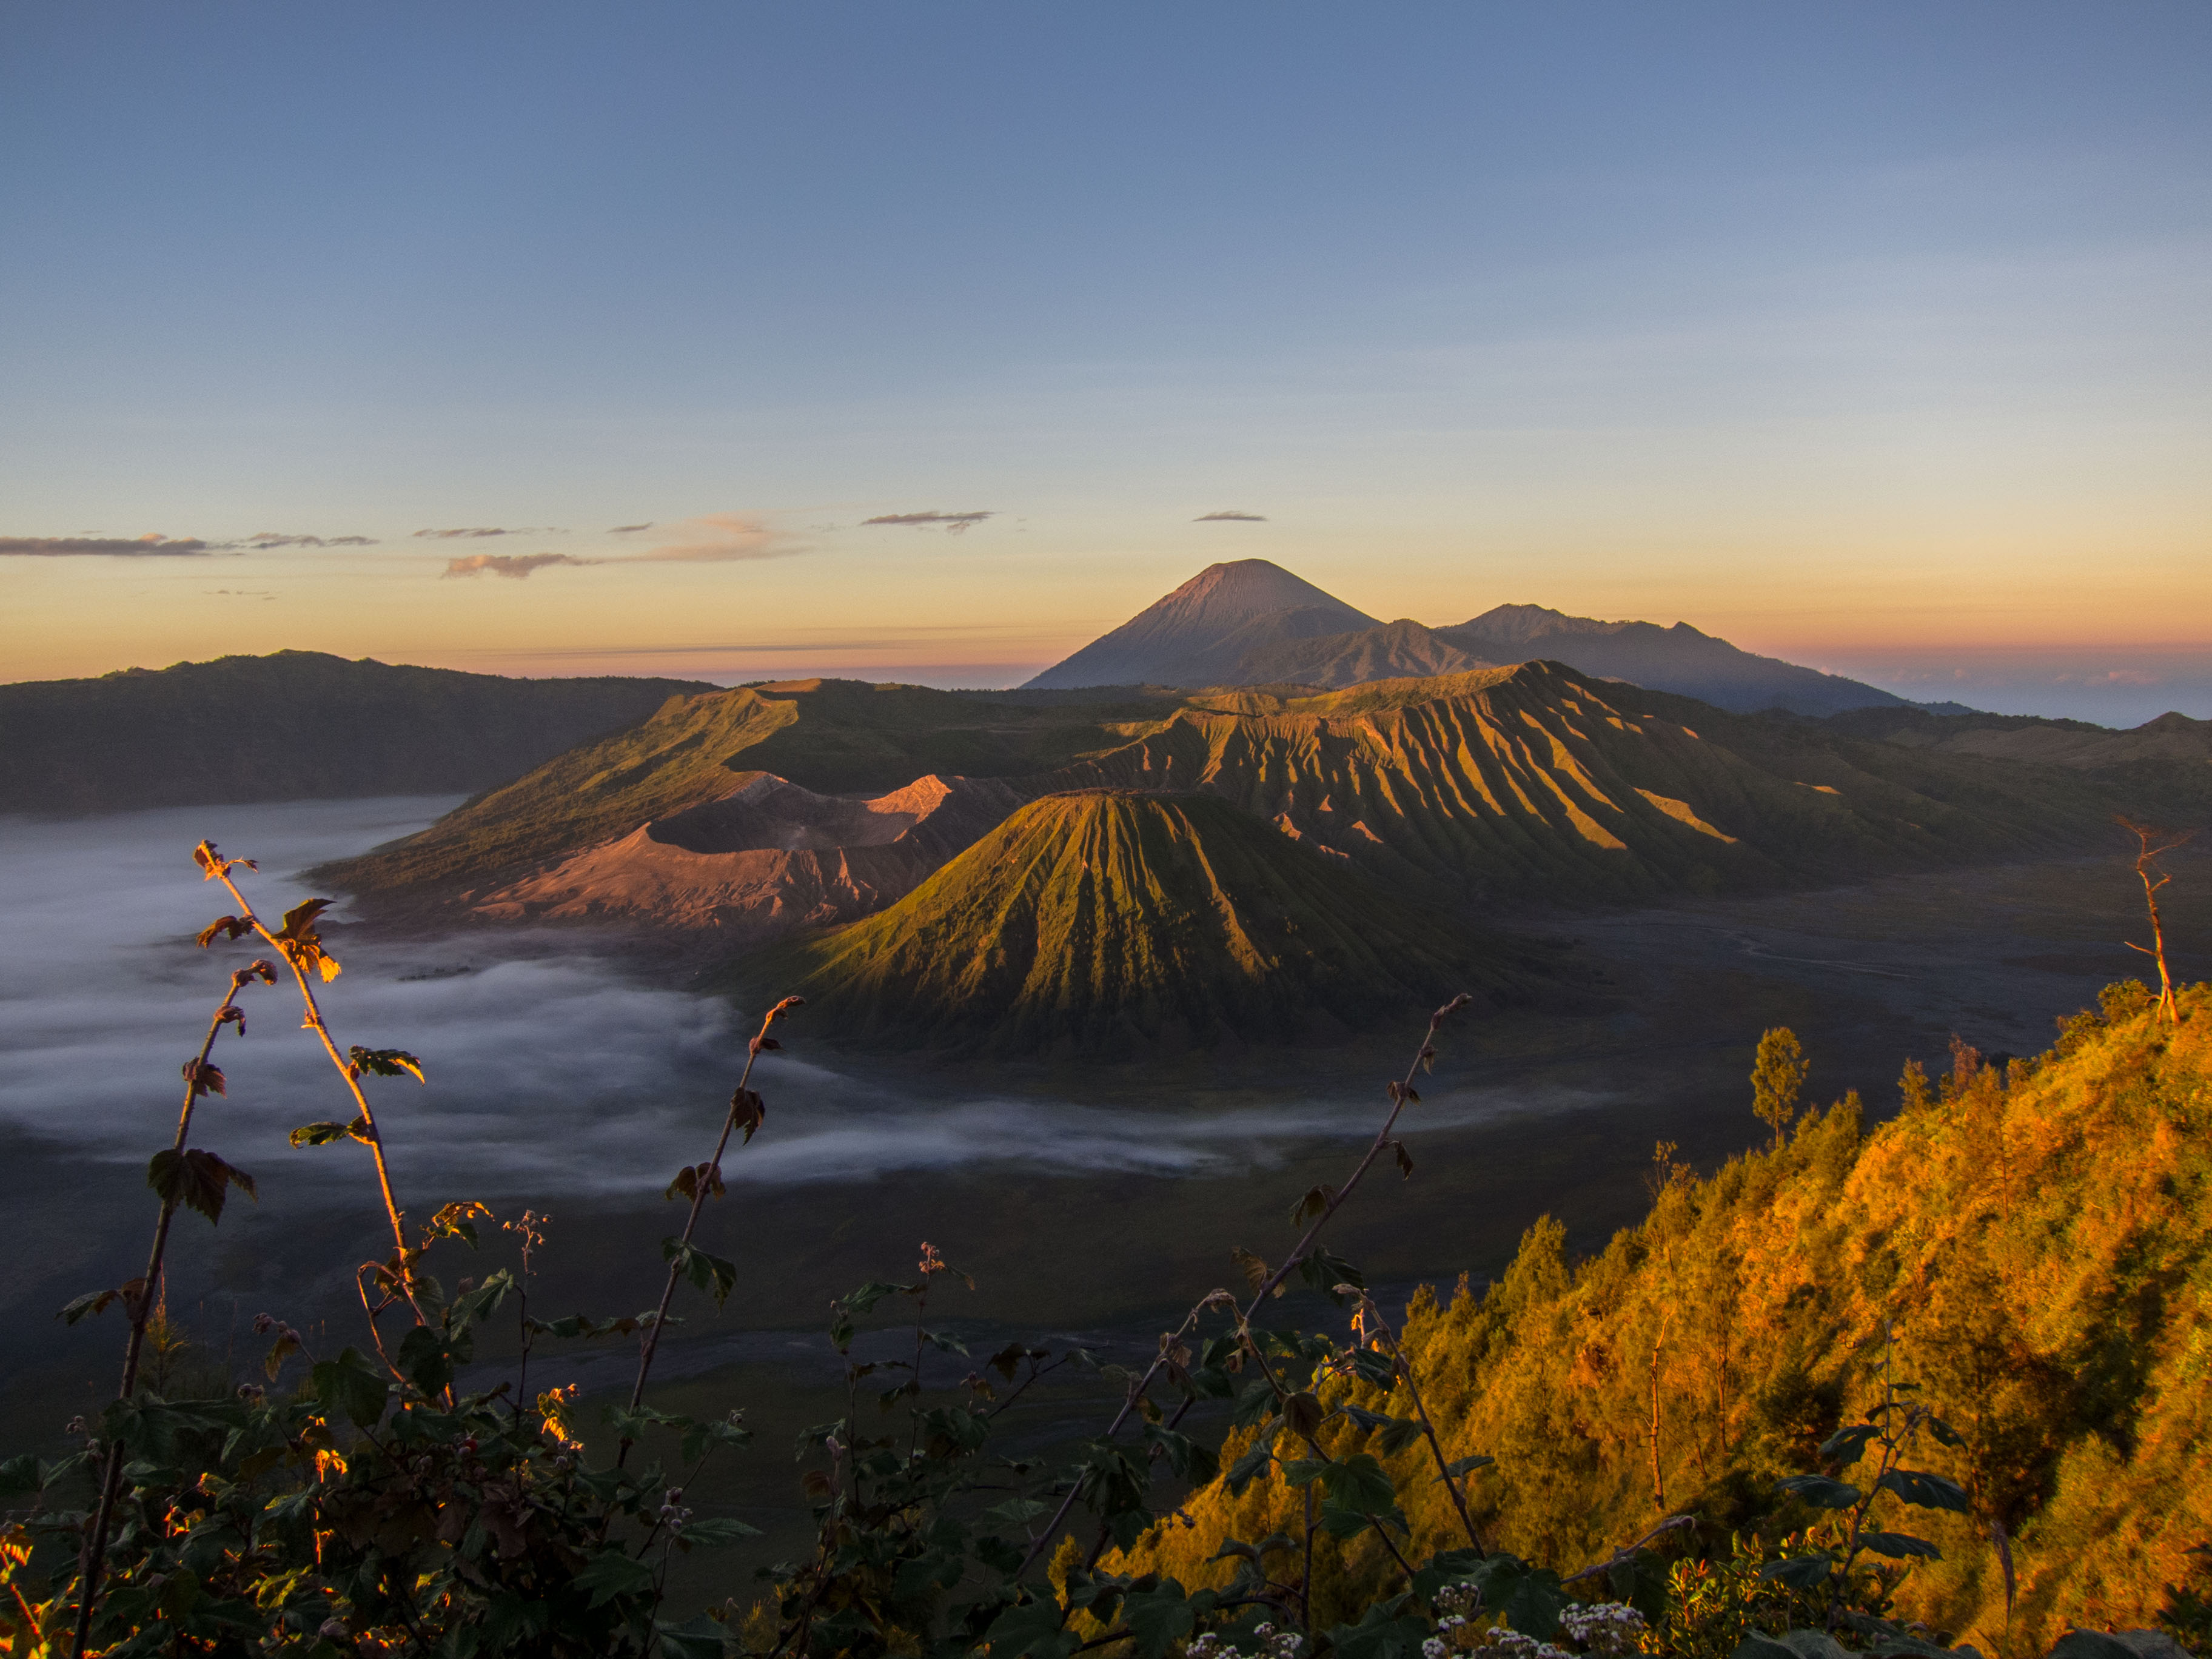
2, 3, 2207, 723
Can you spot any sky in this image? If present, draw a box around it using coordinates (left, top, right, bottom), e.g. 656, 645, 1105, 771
2, 2, 2207, 724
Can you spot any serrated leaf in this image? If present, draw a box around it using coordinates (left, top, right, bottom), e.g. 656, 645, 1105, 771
1856, 1530, 1943, 1561
196, 914, 255, 948
289, 1117, 372, 1148
1777, 1473, 1863, 1509
147, 1147, 256, 1224
574, 1548, 655, 1607
311, 1347, 389, 1430
348, 1046, 424, 1084
1877, 1468, 1972, 1513
1818, 1423, 1882, 1465
1120, 1581, 1195, 1659
1232, 1246, 1270, 1296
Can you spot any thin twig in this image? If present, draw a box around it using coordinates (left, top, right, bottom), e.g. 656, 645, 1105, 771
618, 997, 798, 1465
72, 962, 270, 1658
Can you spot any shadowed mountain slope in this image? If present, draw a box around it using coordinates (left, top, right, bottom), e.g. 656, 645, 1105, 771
317, 678, 1174, 895
0, 651, 716, 814
1022, 560, 1379, 689
1230, 618, 1494, 687
1438, 604, 1909, 716
1033, 665, 2122, 907
746, 790, 1552, 1057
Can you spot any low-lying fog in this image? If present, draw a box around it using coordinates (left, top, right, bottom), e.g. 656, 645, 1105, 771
0, 799, 1587, 1207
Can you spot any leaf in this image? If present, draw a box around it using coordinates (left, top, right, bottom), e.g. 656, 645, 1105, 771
1289, 1184, 1335, 1223
1777, 1473, 1863, 1510
1818, 1423, 1882, 1466
573, 1548, 655, 1608
677, 1516, 762, 1549
181, 1059, 227, 1100
1758, 1553, 1837, 1590
1878, 1467, 1972, 1512
147, 1147, 256, 1224
196, 914, 254, 948
1119, 1580, 1195, 1659
348, 1046, 425, 1084
1393, 1141, 1415, 1179
290, 1117, 372, 1148
1326, 1595, 1429, 1659
662, 1238, 738, 1308
311, 1347, 390, 1430
1284, 1390, 1325, 1441
1319, 1452, 1398, 1514
1856, 1530, 1943, 1561
730, 1087, 766, 1143
1225, 1430, 1279, 1496
397, 1324, 461, 1397
2044, 1634, 2143, 1659
1461, 1553, 1568, 1639
1232, 1246, 1270, 1296
656, 1616, 735, 1659
983, 1597, 1080, 1659
1375, 1416, 1425, 1456
1438, 1453, 1495, 1481
59, 1285, 130, 1325
1141, 1424, 1218, 1485
275, 897, 332, 940
1299, 1246, 1366, 1302
664, 1162, 726, 1203
748, 1034, 781, 1054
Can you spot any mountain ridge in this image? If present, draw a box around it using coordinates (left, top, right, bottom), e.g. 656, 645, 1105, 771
0, 651, 719, 815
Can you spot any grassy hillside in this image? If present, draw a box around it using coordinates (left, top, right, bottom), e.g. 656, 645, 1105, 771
319, 678, 1174, 893
742, 789, 1560, 1057
1116, 980, 2212, 1652
0, 651, 715, 814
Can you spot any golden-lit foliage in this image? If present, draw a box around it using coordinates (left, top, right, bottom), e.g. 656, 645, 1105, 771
1118, 982, 2212, 1656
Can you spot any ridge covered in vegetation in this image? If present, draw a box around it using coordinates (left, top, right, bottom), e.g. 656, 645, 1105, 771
1113, 982, 2212, 1655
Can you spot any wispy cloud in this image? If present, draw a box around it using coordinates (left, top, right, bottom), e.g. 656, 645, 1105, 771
626, 514, 792, 563
862, 510, 993, 535
1195, 510, 1267, 522
243, 532, 378, 549
443, 553, 600, 580
609, 523, 654, 534
414, 526, 566, 540
440, 515, 802, 579
0, 534, 213, 557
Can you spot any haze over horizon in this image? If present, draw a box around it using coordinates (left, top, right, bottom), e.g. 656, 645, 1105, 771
3, 3, 2207, 725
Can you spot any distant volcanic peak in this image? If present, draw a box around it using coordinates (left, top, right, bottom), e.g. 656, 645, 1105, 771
1023, 559, 1378, 689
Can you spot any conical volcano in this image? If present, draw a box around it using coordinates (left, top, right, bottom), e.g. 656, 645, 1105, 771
746, 788, 1548, 1057
1024, 560, 1379, 689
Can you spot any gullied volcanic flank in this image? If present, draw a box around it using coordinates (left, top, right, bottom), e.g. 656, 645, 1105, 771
1032, 665, 2114, 904
1023, 560, 1379, 689
754, 791, 1537, 1057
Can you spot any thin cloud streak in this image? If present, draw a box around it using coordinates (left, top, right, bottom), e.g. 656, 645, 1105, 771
443, 552, 602, 579
0, 534, 212, 557
441, 514, 802, 577
862, 511, 994, 535
1195, 511, 1267, 522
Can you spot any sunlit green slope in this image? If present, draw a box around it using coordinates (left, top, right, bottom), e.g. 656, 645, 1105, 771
746, 790, 1555, 1057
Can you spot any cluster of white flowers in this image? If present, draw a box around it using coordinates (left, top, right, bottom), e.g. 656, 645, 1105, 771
1188, 1622, 1302, 1659
1464, 1626, 1574, 1659
1557, 1603, 1649, 1658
